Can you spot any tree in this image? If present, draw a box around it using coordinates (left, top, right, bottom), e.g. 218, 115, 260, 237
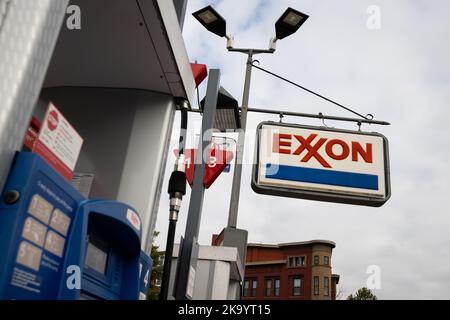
347, 287, 378, 300
148, 231, 164, 300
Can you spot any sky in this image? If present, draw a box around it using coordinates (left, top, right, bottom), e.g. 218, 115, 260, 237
155, 0, 450, 299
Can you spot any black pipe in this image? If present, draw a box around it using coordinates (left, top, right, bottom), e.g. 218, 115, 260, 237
179, 108, 188, 155
159, 102, 188, 300
159, 219, 177, 300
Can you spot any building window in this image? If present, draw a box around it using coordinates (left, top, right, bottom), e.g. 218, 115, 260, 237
293, 277, 301, 296
324, 256, 329, 266
314, 276, 320, 295
324, 277, 330, 296
243, 280, 249, 297
288, 256, 306, 268
288, 257, 294, 268
274, 279, 280, 296
314, 255, 320, 266
251, 279, 257, 297
265, 279, 272, 297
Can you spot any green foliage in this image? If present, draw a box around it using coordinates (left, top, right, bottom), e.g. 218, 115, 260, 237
347, 287, 378, 300
148, 231, 164, 300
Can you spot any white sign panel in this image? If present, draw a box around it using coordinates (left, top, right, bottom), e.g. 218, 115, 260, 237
252, 122, 390, 207
33, 102, 83, 180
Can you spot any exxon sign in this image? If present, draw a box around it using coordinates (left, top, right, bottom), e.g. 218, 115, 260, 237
252, 122, 391, 207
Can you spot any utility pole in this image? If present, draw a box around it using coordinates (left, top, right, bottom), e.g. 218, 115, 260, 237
191, 5, 311, 300
191, 5, 310, 230
222, 49, 273, 300
227, 52, 253, 228
225, 47, 275, 229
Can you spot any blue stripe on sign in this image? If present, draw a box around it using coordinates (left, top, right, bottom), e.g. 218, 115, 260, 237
265, 164, 379, 190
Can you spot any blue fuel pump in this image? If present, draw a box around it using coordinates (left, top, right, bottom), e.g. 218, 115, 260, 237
0, 152, 152, 300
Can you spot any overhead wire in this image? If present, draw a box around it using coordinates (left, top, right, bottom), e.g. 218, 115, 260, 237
251, 63, 371, 120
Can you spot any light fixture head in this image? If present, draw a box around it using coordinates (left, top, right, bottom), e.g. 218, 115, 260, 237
275, 7, 309, 40
192, 5, 227, 38
200, 86, 241, 131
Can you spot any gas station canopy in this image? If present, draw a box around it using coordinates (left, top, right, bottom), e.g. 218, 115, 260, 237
43, 0, 195, 103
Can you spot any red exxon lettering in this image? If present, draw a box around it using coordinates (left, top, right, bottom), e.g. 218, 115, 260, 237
272, 133, 374, 168
293, 134, 331, 168
352, 141, 373, 163
272, 133, 291, 154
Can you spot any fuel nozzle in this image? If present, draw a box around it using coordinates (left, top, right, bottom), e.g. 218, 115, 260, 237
168, 154, 186, 222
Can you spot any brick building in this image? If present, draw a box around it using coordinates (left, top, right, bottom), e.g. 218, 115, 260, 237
239, 240, 339, 300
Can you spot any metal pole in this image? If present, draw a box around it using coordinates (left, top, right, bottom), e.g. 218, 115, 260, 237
173, 69, 221, 299
227, 52, 253, 228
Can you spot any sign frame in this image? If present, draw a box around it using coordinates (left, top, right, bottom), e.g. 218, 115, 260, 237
251, 121, 391, 207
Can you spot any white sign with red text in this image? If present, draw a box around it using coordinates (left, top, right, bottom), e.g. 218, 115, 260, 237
252, 122, 390, 207
33, 102, 83, 180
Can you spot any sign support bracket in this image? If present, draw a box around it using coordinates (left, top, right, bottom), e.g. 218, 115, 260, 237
185, 107, 390, 126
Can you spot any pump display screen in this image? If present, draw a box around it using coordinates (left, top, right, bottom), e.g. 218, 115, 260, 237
85, 236, 109, 275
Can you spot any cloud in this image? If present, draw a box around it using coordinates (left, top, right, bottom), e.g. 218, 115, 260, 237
155, 0, 450, 299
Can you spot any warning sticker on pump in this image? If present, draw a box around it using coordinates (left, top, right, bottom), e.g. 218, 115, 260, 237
126, 209, 141, 232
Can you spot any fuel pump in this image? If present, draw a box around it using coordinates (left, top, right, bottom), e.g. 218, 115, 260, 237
0, 151, 151, 300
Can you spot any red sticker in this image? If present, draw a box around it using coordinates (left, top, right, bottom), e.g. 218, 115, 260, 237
47, 110, 59, 131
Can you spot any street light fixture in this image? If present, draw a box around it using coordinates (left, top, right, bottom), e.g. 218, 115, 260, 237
185, 5, 309, 299
192, 4, 309, 227
200, 86, 241, 132
193, 5, 308, 53
275, 7, 309, 40
192, 5, 227, 38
